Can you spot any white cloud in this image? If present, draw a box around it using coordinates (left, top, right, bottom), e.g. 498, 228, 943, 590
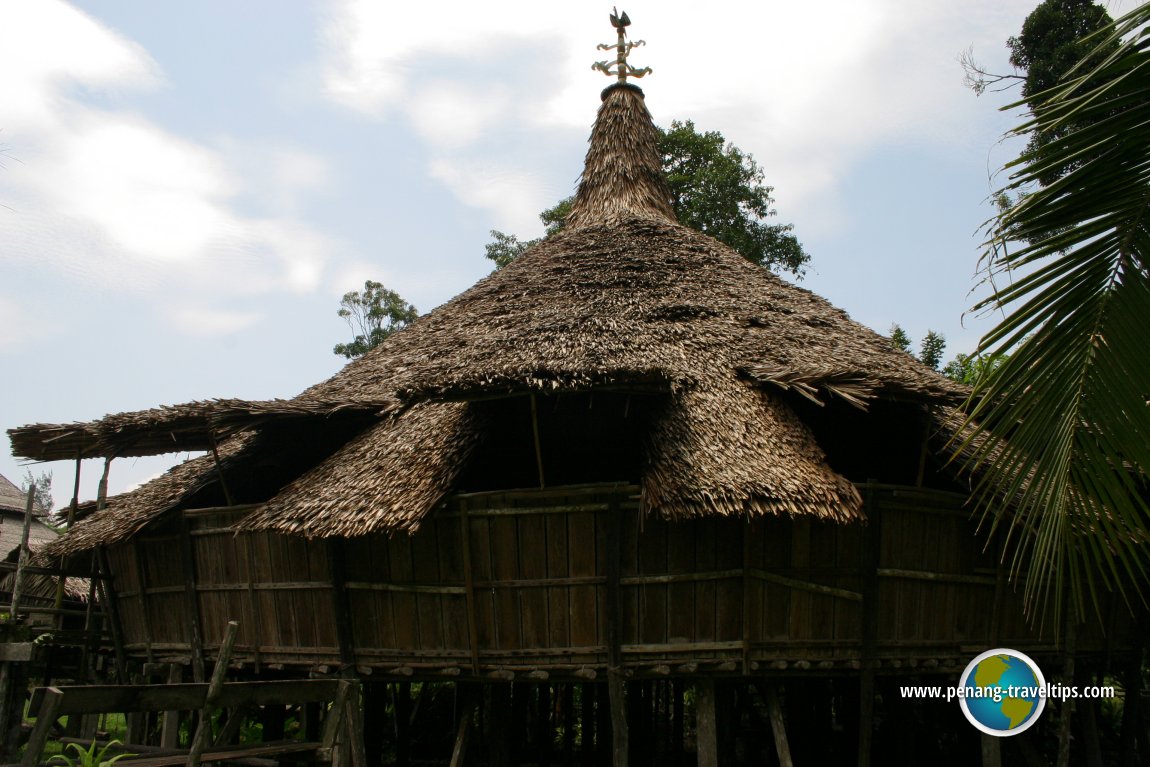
0, 1, 334, 341
167, 305, 263, 337
321, 0, 1039, 231
429, 158, 550, 234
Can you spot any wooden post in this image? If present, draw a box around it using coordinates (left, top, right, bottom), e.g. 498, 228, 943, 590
459, 500, 481, 673
395, 682, 412, 767
328, 540, 356, 668
133, 542, 156, 663
742, 518, 753, 675
160, 663, 182, 749
178, 510, 207, 682
581, 682, 596, 766
530, 394, 546, 489
605, 496, 628, 767
1056, 611, 1078, 767
53, 454, 82, 623
9, 486, 37, 616
696, 679, 718, 767
208, 431, 235, 507
95, 547, 128, 683
857, 482, 881, 767
188, 621, 240, 767
242, 532, 263, 673
764, 684, 794, 767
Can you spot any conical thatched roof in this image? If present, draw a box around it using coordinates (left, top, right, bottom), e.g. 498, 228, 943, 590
26, 77, 966, 556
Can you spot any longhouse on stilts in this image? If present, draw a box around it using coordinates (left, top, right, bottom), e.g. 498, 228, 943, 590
8, 11, 1139, 764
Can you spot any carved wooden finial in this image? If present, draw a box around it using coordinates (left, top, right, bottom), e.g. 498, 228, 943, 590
592, 8, 651, 83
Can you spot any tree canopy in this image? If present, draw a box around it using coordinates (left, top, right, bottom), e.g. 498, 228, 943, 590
486, 120, 809, 275
962, 3, 1150, 619
333, 280, 418, 360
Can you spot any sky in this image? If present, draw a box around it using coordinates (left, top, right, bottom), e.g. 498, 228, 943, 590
1, 0, 1131, 509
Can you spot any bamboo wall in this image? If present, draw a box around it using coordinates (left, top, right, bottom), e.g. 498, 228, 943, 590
105, 483, 1127, 676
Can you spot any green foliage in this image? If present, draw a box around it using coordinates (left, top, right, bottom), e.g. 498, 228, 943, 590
50, 740, 134, 767
889, 324, 912, 354
889, 324, 947, 371
941, 352, 1006, 386
333, 280, 418, 360
918, 330, 947, 371
963, 3, 1150, 619
20, 469, 53, 515
1008, 0, 1118, 185
486, 121, 809, 276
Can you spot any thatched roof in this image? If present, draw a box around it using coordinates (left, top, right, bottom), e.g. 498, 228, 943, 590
24, 79, 966, 552
8, 398, 393, 462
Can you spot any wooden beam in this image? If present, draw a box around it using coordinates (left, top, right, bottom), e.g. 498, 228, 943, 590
96, 547, 129, 683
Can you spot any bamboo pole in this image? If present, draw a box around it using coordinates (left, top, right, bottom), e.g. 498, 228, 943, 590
53, 454, 82, 623
187, 621, 239, 767
8, 486, 36, 617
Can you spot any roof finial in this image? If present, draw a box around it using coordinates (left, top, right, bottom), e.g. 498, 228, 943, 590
592, 8, 651, 84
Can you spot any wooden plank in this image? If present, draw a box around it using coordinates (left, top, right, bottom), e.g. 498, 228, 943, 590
388, 535, 419, 650
636, 516, 667, 647
411, 524, 445, 651
568, 511, 599, 649
21, 687, 63, 767
517, 514, 550, 649
545, 512, 571, 651
133, 542, 156, 663
490, 516, 522, 651
605, 496, 628, 767
715, 519, 743, 643
328, 540, 356, 666
694, 519, 717, 644
459, 501, 481, 671
114, 741, 323, 767
469, 514, 496, 650
28, 680, 344, 716
764, 684, 794, 767
666, 520, 695, 644
178, 513, 206, 682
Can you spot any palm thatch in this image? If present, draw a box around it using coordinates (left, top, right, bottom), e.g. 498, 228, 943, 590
17, 82, 966, 550
8, 398, 393, 461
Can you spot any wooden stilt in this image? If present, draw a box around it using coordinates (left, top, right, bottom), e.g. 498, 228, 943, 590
765, 684, 794, 767
672, 680, 684, 767
395, 682, 412, 767
490, 684, 511, 767
538, 682, 553, 767
696, 679, 718, 767
858, 482, 881, 767
581, 682, 596, 766
562, 683, 575, 764
188, 621, 239, 767
160, 663, 182, 749
980, 735, 1003, 767
449, 707, 472, 767
1056, 613, 1078, 767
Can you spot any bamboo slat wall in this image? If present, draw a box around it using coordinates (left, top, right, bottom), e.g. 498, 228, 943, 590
105, 483, 1126, 675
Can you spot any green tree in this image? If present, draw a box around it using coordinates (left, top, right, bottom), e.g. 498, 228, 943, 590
20, 469, 53, 515
333, 280, 418, 360
486, 121, 809, 275
941, 352, 1007, 386
889, 324, 913, 354
888, 324, 947, 370
962, 3, 1150, 619
918, 330, 947, 371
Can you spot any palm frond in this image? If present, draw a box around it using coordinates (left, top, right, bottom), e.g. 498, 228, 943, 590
962, 3, 1150, 621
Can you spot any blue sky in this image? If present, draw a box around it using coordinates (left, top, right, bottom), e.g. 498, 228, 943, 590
2, 0, 1127, 508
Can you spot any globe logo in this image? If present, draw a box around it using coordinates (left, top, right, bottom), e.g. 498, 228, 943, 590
959, 648, 1047, 736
